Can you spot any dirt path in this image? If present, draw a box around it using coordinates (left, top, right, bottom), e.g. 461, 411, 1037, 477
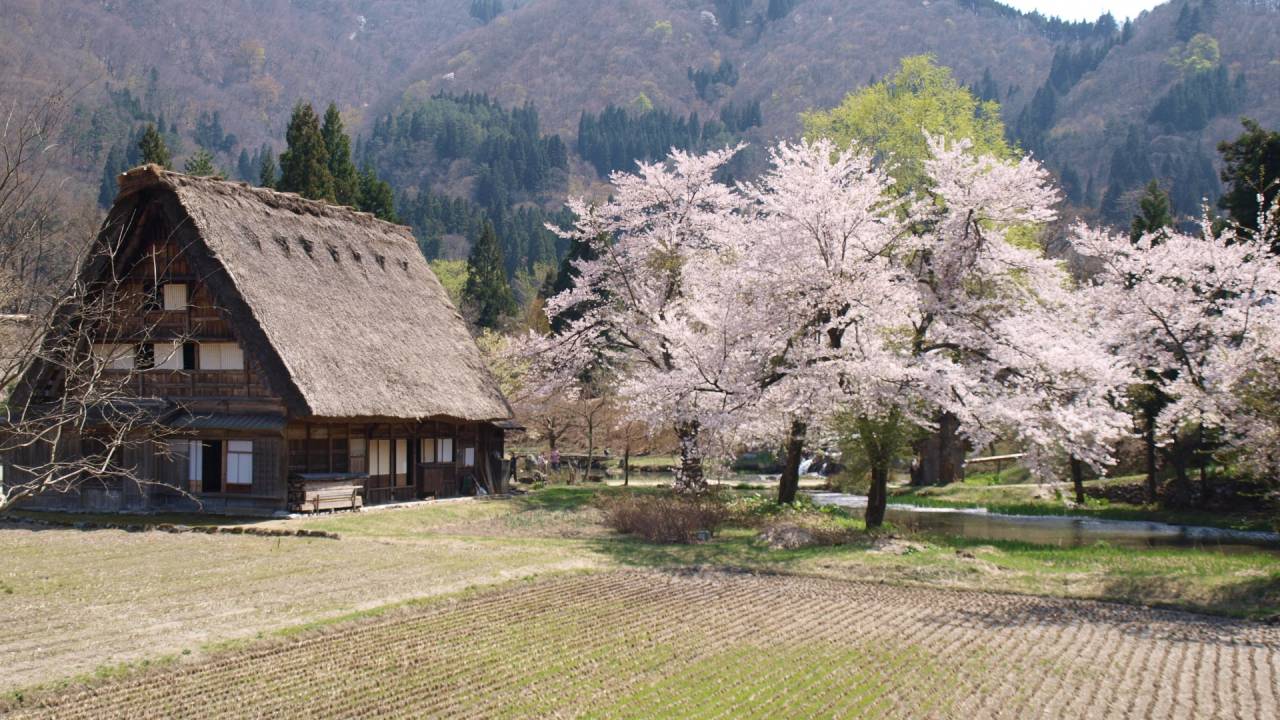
7, 570, 1277, 719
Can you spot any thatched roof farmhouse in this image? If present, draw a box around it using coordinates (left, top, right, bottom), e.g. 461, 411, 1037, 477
8, 165, 513, 515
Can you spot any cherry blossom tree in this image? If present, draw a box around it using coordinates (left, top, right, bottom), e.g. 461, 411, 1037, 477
520, 146, 745, 491
1072, 197, 1280, 503
526, 134, 1132, 524
738, 135, 1127, 524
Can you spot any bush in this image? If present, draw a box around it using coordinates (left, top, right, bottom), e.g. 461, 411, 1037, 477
598, 492, 729, 544
759, 514, 861, 550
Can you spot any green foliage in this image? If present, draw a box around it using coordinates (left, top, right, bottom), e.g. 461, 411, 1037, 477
1175, 0, 1208, 42
688, 59, 738, 102
577, 104, 731, 176
182, 148, 217, 177
193, 110, 236, 154
1130, 180, 1174, 241
1101, 124, 1153, 223
469, 0, 504, 24
429, 259, 469, 306
647, 20, 673, 41
138, 124, 171, 168
278, 102, 334, 201
546, 234, 602, 334
831, 410, 916, 493
99, 143, 128, 207
1149, 64, 1243, 133
321, 103, 359, 207
1170, 33, 1221, 74
258, 146, 278, 188
802, 55, 1013, 193
719, 100, 763, 133
368, 92, 568, 211
356, 165, 396, 222
462, 221, 517, 328
1217, 118, 1280, 239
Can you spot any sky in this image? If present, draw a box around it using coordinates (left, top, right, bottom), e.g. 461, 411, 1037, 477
999, 0, 1167, 21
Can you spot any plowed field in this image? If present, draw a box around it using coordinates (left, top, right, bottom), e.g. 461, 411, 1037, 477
9, 570, 1278, 719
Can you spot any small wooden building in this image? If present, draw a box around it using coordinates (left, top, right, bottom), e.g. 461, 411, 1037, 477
8, 165, 513, 515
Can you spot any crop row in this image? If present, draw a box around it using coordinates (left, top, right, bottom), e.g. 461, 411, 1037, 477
9, 571, 1279, 719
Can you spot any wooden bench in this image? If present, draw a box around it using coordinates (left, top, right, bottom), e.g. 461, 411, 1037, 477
288, 474, 367, 513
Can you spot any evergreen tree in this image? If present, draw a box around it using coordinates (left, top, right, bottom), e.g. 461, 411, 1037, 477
462, 221, 517, 329
237, 149, 254, 181
1217, 118, 1280, 240
357, 165, 397, 223
277, 102, 334, 201
547, 234, 602, 334
1130, 181, 1174, 242
138, 123, 171, 168
322, 103, 360, 207
258, 146, 278, 188
99, 142, 128, 207
183, 149, 217, 177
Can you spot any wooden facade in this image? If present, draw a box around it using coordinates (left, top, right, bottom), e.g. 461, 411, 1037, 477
7, 166, 513, 516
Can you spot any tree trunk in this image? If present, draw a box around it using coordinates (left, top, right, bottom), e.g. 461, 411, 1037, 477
585, 424, 595, 486
777, 420, 807, 505
674, 420, 705, 492
1070, 456, 1085, 505
1143, 410, 1158, 503
623, 443, 630, 487
866, 462, 889, 528
910, 412, 965, 486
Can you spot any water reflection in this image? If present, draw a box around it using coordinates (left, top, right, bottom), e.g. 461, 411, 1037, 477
809, 492, 1280, 553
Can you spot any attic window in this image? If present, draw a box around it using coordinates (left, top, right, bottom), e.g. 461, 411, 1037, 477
273, 235, 291, 256
350, 248, 362, 263
374, 254, 386, 269
398, 259, 409, 272
299, 238, 314, 257
327, 245, 340, 262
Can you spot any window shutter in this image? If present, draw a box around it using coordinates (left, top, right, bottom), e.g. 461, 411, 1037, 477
162, 283, 188, 311
188, 440, 203, 492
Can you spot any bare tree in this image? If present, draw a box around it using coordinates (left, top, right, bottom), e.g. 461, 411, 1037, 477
0, 228, 193, 512
0, 88, 88, 313
0, 88, 189, 512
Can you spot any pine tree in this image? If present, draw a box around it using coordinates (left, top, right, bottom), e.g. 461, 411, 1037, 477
258, 146, 278, 188
1130, 181, 1174, 242
548, 234, 602, 334
183, 149, 217, 177
1217, 118, 1280, 240
321, 103, 359, 207
462, 221, 517, 329
277, 102, 335, 201
237, 149, 254, 181
138, 124, 171, 168
99, 143, 127, 207
357, 165, 397, 223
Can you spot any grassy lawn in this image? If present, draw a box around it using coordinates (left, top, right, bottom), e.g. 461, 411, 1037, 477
887, 476, 1278, 532
2, 485, 1277, 704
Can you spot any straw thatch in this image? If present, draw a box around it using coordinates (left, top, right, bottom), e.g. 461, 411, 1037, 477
110, 165, 512, 423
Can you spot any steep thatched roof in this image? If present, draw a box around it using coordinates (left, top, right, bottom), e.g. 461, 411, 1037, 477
111, 165, 511, 423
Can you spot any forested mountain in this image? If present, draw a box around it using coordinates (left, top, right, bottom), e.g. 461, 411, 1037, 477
6, 0, 1280, 263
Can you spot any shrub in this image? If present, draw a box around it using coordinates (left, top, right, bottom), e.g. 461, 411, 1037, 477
598, 492, 729, 544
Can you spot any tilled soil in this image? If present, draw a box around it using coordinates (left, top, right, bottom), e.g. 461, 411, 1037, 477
7, 570, 1277, 719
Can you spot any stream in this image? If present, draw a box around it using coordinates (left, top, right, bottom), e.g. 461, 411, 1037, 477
808, 491, 1280, 553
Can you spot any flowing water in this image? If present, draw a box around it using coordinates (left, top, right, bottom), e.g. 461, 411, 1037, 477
809, 491, 1280, 553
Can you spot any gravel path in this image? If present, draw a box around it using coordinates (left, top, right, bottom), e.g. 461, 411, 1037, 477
7, 570, 1277, 719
